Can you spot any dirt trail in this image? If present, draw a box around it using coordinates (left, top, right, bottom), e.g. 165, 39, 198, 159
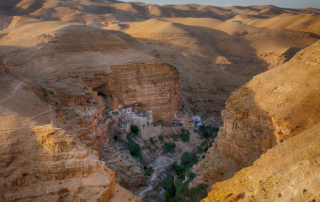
0, 82, 23, 103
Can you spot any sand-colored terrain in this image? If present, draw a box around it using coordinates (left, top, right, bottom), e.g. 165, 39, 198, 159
0, 1, 320, 202
193, 38, 320, 189
0, 0, 319, 119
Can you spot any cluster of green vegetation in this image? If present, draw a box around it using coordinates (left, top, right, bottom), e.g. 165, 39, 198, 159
172, 152, 198, 180
161, 146, 209, 202
180, 129, 190, 142
131, 125, 139, 135
198, 125, 219, 139
195, 145, 204, 154
126, 137, 142, 160
143, 165, 154, 176
158, 135, 164, 143
162, 174, 208, 202
162, 142, 176, 154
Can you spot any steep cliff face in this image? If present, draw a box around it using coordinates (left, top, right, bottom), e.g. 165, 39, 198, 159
0, 1, 319, 123
202, 122, 320, 202
0, 67, 119, 201
194, 40, 320, 188
81, 61, 181, 125
0, 107, 116, 202
0, 20, 180, 200
0, 21, 181, 126
120, 17, 319, 120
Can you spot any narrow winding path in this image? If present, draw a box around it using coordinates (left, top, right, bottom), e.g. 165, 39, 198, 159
31, 110, 53, 119
0, 82, 23, 103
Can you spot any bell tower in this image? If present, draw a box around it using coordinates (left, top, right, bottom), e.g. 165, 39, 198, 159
146, 108, 153, 124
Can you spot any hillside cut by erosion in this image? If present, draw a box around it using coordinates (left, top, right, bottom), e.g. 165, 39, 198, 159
0, 19, 182, 201
0, 0, 320, 202
197, 40, 320, 201
0, 0, 319, 121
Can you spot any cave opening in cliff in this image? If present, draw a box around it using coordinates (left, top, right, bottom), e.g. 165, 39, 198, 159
93, 86, 107, 99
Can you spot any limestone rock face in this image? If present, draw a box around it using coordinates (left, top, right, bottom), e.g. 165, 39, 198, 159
194, 40, 320, 188
108, 159, 148, 190
81, 61, 181, 125
0, 107, 115, 202
0, 68, 143, 201
0, 21, 181, 126
100, 143, 148, 190
0, 21, 156, 202
0, 1, 319, 123
202, 123, 320, 202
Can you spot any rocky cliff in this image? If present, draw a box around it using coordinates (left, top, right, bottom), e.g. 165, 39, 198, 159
1, 0, 318, 121
0, 19, 181, 201
202, 122, 320, 202
194, 40, 320, 189
0, 72, 116, 201
0, 21, 181, 126
80, 61, 181, 125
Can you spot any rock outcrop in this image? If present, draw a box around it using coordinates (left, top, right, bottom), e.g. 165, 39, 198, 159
194, 40, 320, 188
101, 143, 148, 190
0, 17, 182, 200
0, 107, 116, 202
120, 17, 319, 120
0, 1, 319, 123
80, 61, 181, 125
202, 122, 320, 202
0, 19, 179, 201
0, 21, 181, 126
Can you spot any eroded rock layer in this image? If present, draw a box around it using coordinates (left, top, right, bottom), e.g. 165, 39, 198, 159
81, 61, 181, 125
202, 122, 320, 202
193, 40, 320, 188
0, 21, 181, 126
0, 20, 171, 201
0, 107, 116, 202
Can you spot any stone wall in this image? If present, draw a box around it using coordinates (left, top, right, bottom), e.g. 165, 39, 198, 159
140, 125, 185, 140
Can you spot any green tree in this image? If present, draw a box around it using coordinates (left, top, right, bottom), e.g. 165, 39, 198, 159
181, 152, 198, 168
172, 162, 186, 180
188, 184, 208, 202
126, 137, 142, 160
180, 130, 190, 142
198, 125, 219, 139
162, 176, 176, 201
175, 181, 189, 201
163, 142, 176, 154
131, 125, 139, 134
158, 135, 164, 143
187, 171, 196, 179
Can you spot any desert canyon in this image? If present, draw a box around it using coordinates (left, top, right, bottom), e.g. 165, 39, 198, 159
0, 0, 320, 202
